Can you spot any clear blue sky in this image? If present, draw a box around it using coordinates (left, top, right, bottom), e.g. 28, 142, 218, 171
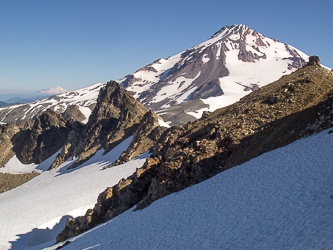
1, 0, 332, 94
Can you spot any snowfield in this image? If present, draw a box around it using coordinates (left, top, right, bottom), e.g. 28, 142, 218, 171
1, 128, 332, 249
0, 136, 149, 250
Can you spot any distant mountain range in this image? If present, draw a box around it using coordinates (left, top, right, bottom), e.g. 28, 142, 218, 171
0, 86, 68, 104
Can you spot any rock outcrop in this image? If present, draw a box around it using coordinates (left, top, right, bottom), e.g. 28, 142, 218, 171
56, 58, 333, 243
105, 110, 167, 168
307, 55, 320, 67
49, 81, 149, 170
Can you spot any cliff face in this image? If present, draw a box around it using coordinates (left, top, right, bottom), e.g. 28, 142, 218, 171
56, 58, 333, 243
11, 109, 82, 165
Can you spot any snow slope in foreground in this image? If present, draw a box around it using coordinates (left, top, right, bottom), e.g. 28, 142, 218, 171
39, 129, 333, 250
0, 136, 149, 250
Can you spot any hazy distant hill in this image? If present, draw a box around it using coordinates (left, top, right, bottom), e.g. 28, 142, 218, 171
0, 101, 9, 108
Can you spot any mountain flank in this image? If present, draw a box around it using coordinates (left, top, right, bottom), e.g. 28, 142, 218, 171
0, 83, 102, 124
56, 56, 333, 243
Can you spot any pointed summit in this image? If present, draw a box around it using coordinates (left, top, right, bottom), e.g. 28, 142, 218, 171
210, 24, 251, 38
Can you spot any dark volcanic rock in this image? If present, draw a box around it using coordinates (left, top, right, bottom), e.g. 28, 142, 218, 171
190, 79, 223, 100
12, 109, 82, 164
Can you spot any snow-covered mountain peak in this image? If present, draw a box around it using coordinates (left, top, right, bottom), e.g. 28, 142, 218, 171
38, 86, 68, 95
211, 24, 263, 39
196, 24, 275, 56
120, 24, 309, 120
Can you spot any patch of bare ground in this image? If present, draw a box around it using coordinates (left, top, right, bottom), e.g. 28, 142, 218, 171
0, 172, 39, 194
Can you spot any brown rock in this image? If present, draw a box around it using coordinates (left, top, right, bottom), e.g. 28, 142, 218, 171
307, 56, 320, 67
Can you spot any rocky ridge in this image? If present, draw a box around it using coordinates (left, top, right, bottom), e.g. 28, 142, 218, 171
0, 122, 24, 168
0, 81, 167, 193
56, 57, 333, 243
49, 81, 152, 170
62, 105, 87, 123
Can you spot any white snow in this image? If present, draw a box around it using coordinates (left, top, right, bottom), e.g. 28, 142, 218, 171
2, 124, 332, 249
201, 54, 210, 64
78, 106, 92, 124
158, 119, 171, 128
0, 151, 59, 174
0, 136, 150, 250
33, 128, 333, 250
215, 41, 222, 60
38, 86, 68, 95
152, 71, 201, 104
